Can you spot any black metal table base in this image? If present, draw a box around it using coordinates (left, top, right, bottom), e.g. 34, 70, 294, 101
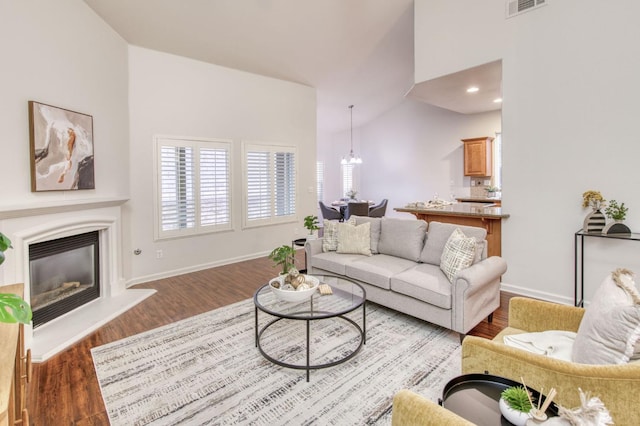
254, 306, 366, 382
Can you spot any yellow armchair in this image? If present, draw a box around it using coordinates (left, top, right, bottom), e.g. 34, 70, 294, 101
461, 297, 640, 426
391, 389, 474, 426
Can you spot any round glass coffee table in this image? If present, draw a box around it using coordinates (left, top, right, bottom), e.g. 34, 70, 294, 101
254, 274, 366, 381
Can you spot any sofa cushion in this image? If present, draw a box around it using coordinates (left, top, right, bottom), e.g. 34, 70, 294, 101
377, 218, 427, 262
390, 264, 452, 309
440, 228, 477, 283
572, 269, 640, 364
310, 251, 366, 275
351, 216, 381, 254
337, 222, 372, 256
420, 222, 487, 266
322, 217, 355, 252
346, 254, 417, 290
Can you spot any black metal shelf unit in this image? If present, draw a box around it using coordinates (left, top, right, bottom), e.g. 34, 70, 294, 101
574, 229, 640, 306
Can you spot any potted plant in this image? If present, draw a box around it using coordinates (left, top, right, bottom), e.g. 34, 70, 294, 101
303, 215, 319, 239
268, 244, 296, 275
499, 386, 533, 426
603, 199, 631, 235
0, 232, 33, 324
486, 185, 500, 198
346, 189, 358, 200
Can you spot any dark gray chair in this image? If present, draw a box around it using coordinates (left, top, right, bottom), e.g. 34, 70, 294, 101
368, 199, 388, 218
319, 201, 342, 222
344, 202, 369, 220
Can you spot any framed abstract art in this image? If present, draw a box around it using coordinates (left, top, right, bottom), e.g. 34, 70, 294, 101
28, 101, 95, 191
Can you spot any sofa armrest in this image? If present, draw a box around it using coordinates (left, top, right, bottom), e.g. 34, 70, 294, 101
391, 389, 474, 426
305, 238, 323, 256
508, 297, 584, 333
454, 256, 507, 297
450, 256, 506, 334
461, 335, 640, 425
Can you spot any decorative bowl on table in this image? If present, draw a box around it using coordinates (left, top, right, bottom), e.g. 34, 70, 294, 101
269, 274, 320, 302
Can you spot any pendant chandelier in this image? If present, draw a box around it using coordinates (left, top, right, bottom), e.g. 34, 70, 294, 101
341, 105, 362, 165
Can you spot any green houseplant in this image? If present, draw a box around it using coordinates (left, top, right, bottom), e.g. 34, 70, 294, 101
499, 385, 534, 426
303, 215, 319, 236
0, 232, 33, 324
604, 200, 628, 221
268, 244, 296, 275
603, 199, 631, 235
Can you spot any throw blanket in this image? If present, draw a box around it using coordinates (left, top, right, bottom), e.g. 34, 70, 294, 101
503, 330, 577, 361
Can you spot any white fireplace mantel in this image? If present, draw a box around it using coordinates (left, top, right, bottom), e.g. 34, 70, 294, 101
0, 197, 155, 362
0, 196, 129, 220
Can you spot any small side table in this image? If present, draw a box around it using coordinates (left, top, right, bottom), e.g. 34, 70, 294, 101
292, 238, 307, 273
440, 373, 558, 424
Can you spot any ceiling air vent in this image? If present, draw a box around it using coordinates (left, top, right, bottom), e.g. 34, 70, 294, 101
506, 0, 547, 18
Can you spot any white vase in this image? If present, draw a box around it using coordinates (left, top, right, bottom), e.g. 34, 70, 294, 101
499, 398, 530, 426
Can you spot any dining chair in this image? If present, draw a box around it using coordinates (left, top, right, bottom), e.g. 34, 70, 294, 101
368, 199, 388, 218
344, 202, 369, 220
319, 201, 342, 221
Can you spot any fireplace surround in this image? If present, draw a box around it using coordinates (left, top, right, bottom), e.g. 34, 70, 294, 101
0, 198, 155, 361
29, 230, 101, 328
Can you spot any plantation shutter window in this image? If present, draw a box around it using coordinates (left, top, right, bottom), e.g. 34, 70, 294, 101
155, 137, 232, 239
244, 143, 297, 228
160, 145, 195, 232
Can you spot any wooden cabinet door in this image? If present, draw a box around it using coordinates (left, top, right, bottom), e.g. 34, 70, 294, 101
462, 137, 493, 176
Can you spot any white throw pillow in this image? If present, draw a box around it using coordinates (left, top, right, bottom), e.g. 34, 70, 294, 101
336, 222, 372, 256
322, 218, 355, 252
572, 269, 640, 364
439, 228, 477, 283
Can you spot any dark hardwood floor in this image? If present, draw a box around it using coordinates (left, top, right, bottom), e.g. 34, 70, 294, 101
26, 251, 514, 425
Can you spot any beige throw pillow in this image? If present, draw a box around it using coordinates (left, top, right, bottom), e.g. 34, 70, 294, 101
572, 269, 640, 364
336, 222, 372, 256
439, 228, 477, 283
322, 218, 355, 252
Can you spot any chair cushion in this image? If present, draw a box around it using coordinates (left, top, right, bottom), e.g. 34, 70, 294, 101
439, 228, 477, 283
351, 216, 381, 254
572, 269, 640, 364
346, 254, 416, 290
377, 218, 427, 262
421, 222, 487, 266
391, 263, 452, 309
322, 218, 355, 252
337, 222, 372, 256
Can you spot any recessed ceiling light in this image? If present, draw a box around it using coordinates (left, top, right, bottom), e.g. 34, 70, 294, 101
493, 98, 503, 103
466, 87, 479, 93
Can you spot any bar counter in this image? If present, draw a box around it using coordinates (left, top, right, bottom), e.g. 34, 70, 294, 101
394, 203, 509, 257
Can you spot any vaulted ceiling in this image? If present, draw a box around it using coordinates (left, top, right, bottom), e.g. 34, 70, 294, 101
84, 0, 500, 134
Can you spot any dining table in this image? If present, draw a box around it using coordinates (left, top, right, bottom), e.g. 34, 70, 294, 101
330, 200, 375, 217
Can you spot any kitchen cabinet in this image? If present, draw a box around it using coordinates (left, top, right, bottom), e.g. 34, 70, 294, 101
462, 137, 493, 177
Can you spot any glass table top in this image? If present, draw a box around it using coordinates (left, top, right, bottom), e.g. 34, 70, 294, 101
254, 274, 365, 320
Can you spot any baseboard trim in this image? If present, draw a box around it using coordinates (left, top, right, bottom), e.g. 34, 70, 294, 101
126, 251, 271, 287
500, 281, 574, 306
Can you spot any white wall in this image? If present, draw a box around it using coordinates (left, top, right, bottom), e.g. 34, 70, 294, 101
126, 47, 317, 283
318, 100, 500, 211
0, 0, 130, 208
415, 0, 640, 304
363, 100, 500, 216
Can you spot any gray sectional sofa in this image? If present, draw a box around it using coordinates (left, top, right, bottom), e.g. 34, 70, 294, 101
305, 217, 507, 334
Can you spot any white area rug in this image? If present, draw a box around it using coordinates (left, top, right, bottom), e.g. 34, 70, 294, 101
91, 298, 461, 425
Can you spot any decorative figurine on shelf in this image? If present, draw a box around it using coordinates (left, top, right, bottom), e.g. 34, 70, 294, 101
582, 190, 606, 233
603, 199, 631, 235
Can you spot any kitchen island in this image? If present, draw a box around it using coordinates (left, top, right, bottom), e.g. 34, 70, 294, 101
395, 203, 509, 257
